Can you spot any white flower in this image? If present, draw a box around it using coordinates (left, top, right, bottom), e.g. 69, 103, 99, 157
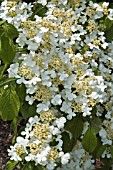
25, 95, 34, 105
82, 105, 92, 117
21, 127, 31, 138
26, 85, 38, 94
16, 33, 27, 47
55, 117, 66, 129
105, 111, 112, 119
67, 111, 76, 120
71, 33, 81, 43
8, 137, 28, 161
40, 27, 49, 33
99, 128, 107, 138
52, 127, 61, 135
46, 162, 56, 170
46, 70, 56, 78
108, 9, 113, 20
28, 77, 41, 85
8, 145, 22, 161
58, 72, 68, 81
60, 101, 72, 113
22, 56, 36, 67
36, 101, 50, 112
56, 135, 63, 150
34, 34, 42, 44
51, 94, 62, 105
37, 0, 47, 6
66, 91, 76, 101
25, 153, 35, 162
89, 92, 98, 99
64, 75, 75, 89
59, 0, 67, 5
16, 77, 27, 84
27, 41, 40, 51
8, 63, 19, 78
102, 2, 109, 7
16, 136, 28, 145
28, 115, 39, 124
61, 153, 70, 165
101, 42, 108, 49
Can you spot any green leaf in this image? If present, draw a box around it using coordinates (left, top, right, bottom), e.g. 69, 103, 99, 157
0, 29, 4, 37
35, 164, 46, 170
96, 145, 107, 158
0, 77, 17, 88
11, 135, 17, 145
31, 3, 48, 19
22, 162, 45, 170
22, 162, 35, 170
65, 115, 83, 139
105, 17, 113, 31
82, 126, 97, 153
91, 137, 102, 159
6, 160, 18, 170
0, 86, 20, 120
62, 131, 75, 152
16, 84, 26, 102
110, 146, 113, 158
91, 106, 97, 114
0, 65, 5, 77
20, 102, 36, 119
0, 74, 7, 82
10, 116, 22, 142
101, 158, 112, 170
3, 22, 18, 39
0, 35, 16, 64
91, 117, 102, 134
36, 6, 48, 17
105, 24, 113, 42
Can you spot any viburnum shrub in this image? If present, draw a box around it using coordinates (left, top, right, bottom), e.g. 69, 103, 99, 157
0, 0, 113, 169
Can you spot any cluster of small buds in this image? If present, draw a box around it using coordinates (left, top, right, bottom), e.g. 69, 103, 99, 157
1, 0, 113, 168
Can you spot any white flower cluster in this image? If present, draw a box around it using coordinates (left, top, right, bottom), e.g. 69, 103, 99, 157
8, 114, 70, 169
99, 118, 113, 145
0, 0, 33, 25
2, 0, 108, 119
1, 0, 113, 168
57, 140, 95, 170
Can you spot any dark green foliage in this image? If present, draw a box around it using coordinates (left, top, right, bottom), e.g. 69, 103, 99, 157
20, 101, 36, 119
0, 21, 18, 64
6, 160, 18, 170
22, 162, 46, 170
62, 131, 76, 152
82, 126, 97, 153
0, 86, 20, 120
65, 114, 83, 139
